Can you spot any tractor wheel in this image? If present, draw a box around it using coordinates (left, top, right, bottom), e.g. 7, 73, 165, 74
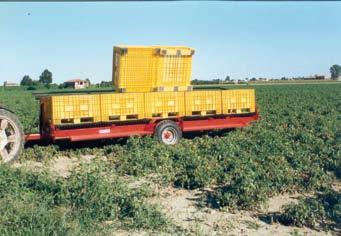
154, 120, 182, 145
0, 109, 24, 163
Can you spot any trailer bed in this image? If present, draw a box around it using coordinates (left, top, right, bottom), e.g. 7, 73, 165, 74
25, 113, 259, 143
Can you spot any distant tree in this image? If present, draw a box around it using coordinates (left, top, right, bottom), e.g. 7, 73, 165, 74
314, 75, 325, 80
26, 86, 37, 90
85, 78, 91, 86
191, 79, 218, 85
330, 64, 341, 79
20, 75, 33, 86
39, 69, 53, 85
191, 79, 199, 85
32, 80, 40, 86
250, 77, 257, 81
100, 81, 112, 87
281, 77, 287, 80
225, 75, 230, 81
212, 78, 222, 84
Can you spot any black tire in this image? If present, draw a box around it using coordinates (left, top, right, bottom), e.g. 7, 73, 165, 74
154, 120, 182, 145
0, 109, 24, 163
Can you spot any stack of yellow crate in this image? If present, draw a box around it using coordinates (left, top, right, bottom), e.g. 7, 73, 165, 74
40, 45, 256, 126
102, 45, 194, 121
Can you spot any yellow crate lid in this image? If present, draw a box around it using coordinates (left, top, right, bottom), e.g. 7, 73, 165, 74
114, 45, 195, 56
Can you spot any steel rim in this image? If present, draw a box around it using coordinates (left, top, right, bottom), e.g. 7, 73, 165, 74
161, 127, 177, 145
0, 116, 21, 163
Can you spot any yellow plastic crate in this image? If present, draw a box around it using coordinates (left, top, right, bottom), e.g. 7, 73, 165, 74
40, 94, 101, 125
101, 92, 145, 121
144, 91, 185, 118
113, 45, 194, 92
154, 47, 193, 89
40, 96, 53, 128
221, 89, 256, 114
185, 90, 222, 116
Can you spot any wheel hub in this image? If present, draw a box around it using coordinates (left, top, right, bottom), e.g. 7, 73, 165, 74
161, 128, 177, 145
163, 130, 173, 140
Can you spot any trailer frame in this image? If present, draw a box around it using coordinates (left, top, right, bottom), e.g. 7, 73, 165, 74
25, 112, 259, 143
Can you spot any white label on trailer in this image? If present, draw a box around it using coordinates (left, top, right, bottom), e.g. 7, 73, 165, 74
99, 129, 110, 134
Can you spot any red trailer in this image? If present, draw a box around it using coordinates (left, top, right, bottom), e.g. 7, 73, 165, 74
25, 113, 259, 144
0, 106, 259, 163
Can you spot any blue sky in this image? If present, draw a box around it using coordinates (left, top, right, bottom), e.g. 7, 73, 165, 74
0, 2, 340, 84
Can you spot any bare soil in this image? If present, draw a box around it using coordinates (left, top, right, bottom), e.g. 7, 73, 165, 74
151, 187, 331, 236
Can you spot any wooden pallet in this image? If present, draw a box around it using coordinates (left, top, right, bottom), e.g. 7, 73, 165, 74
227, 108, 251, 114
151, 112, 179, 118
57, 116, 98, 124
107, 114, 139, 121
189, 110, 217, 116
154, 86, 193, 92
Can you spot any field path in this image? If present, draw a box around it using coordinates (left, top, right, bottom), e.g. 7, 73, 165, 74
151, 187, 331, 235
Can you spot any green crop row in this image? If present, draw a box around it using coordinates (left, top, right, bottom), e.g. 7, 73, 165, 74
279, 190, 340, 229
0, 87, 39, 133
0, 83, 340, 233
0, 162, 169, 236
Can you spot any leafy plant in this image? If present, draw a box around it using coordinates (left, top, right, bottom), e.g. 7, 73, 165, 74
279, 190, 340, 229
0, 162, 168, 235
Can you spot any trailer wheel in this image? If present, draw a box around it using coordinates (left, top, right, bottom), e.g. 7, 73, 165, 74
0, 109, 24, 163
155, 120, 182, 145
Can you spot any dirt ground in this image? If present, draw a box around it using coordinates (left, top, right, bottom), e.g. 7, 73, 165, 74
14, 157, 336, 236
152, 188, 332, 236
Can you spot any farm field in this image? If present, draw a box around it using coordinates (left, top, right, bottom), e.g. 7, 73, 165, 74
0, 83, 340, 235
